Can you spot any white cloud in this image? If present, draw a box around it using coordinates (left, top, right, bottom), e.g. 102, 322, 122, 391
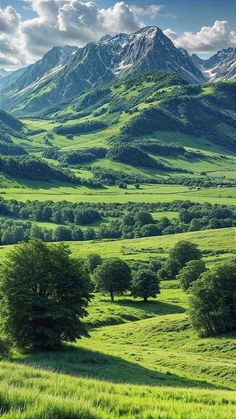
131, 4, 163, 20
164, 20, 236, 52
0, 6, 21, 34
20, 1, 143, 62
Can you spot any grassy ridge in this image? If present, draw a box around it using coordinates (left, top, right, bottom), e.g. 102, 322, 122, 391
0, 227, 234, 262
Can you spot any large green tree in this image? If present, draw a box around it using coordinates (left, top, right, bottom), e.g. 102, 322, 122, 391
94, 258, 131, 302
131, 270, 160, 302
189, 261, 236, 336
0, 239, 92, 351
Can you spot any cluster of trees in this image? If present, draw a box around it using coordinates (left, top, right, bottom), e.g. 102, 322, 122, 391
92, 166, 234, 188
0, 143, 27, 156
106, 144, 171, 170
93, 257, 160, 303
123, 71, 186, 91
0, 156, 102, 187
0, 238, 234, 354
0, 198, 234, 245
0, 219, 98, 245
0, 198, 102, 225
43, 147, 106, 165
0, 240, 160, 352
54, 121, 107, 135
0, 156, 80, 183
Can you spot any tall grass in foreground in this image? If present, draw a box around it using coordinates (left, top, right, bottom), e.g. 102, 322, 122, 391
0, 361, 235, 418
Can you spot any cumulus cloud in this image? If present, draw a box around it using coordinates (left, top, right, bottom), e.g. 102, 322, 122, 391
21, 1, 143, 61
164, 20, 236, 52
0, 6, 21, 34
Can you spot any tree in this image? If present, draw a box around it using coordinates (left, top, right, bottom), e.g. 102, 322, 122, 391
177, 260, 206, 290
189, 262, 236, 337
135, 211, 154, 226
169, 240, 201, 274
86, 253, 102, 273
94, 258, 131, 302
0, 239, 92, 351
131, 270, 160, 302
53, 226, 72, 241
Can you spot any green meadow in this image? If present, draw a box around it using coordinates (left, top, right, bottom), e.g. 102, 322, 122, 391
1, 282, 235, 418
0, 183, 235, 205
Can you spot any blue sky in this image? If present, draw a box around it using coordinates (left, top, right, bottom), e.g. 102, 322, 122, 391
0, 0, 235, 69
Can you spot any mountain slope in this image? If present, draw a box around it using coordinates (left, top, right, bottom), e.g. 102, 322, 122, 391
1, 26, 205, 115
192, 48, 236, 81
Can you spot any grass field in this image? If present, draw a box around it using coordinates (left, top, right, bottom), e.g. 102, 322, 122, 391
0, 227, 235, 263
1, 283, 235, 418
1, 183, 235, 205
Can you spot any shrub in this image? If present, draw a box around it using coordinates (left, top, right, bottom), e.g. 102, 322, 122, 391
177, 260, 206, 290
189, 262, 236, 336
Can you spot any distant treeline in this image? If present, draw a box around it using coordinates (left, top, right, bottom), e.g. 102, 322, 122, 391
92, 166, 234, 188
54, 121, 107, 136
0, 198, 234, 245
43, 147, 106, 165
0, 155, 100, 187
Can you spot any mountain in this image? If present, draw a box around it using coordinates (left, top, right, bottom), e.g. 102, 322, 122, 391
0, 68, 9, 79
1, 26, 205, 115
201, 48, 235, 69
0, 67, 26, 90
7, 45, 78, 93
205, 52, 236, 82
192, 48, 236, 81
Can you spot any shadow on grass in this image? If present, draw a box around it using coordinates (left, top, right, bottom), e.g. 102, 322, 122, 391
115, 299, 185, 316
86, 299, 186, 328
14, 345, 227, 390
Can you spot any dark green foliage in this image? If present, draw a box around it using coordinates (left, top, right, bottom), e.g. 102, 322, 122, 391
94, 258, 132, 302
0, 239, 92, 351
107, 144, 168, 169
0, 156, 80, 183
55, 121, 107, 135
123, 71, 186, 90
189, 262, 236, 336
131, 270, 160, 302
0, 197, 234, 245
169, 240, 202, 274
123, 107, 181, 137
177, 260, 206, 290
43, 147, 106, 165
0, 143, 27, 156
0, 110, 23, 132
86, 254, 103, 273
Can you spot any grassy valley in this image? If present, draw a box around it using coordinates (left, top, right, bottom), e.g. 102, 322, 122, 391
0, 69, 235, 418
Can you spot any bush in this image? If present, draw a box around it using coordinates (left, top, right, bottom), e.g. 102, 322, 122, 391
0, 239, 92, 351
177, 260, 206, 290
189, 261, 236, 336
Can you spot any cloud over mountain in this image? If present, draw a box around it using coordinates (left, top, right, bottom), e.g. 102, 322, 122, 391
164, 20, 236, 52
0, 1, 235, 69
